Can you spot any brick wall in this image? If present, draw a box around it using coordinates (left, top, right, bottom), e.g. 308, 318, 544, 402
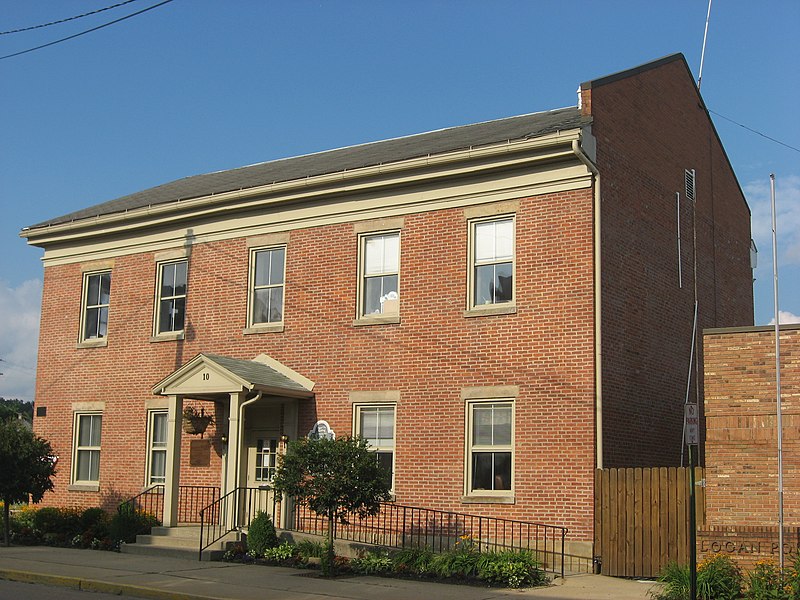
704, 325, 800, 528
33, 188, 598, 539
698, 526, 800, 572
585, 57, 754, 467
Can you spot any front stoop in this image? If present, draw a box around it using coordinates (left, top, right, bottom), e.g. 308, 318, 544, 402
120, 525, 241, 561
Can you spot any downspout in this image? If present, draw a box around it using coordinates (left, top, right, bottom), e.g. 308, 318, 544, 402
233, 391, 263, 492
572, 139, 603, 470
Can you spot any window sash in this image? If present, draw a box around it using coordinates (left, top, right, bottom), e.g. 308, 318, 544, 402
470, 217, 514, 308
148, 411, 168, 485
468, 401, 513, 494
254, 438, 278, 482
83, 272, 111, 339
360, 233, 400, 317
156, 261, 187, 334
74, 414, 102, 483
250, 248, 285, 325
356, 404, 396, 489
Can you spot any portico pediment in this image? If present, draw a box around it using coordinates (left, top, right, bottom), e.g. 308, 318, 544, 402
151, 353, 314, 399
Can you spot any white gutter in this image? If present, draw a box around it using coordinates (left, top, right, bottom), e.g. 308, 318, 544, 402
572, 139, 603, 470
233, 391, 263, 493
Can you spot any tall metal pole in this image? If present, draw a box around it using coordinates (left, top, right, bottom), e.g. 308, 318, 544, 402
770, 173, 784, 571
689, 443, 698, 600
697, 0, 713, 90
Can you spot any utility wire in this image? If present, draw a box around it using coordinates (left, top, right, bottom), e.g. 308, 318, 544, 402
0, 0, 174, 61
0, 0, 141, 36
709, 109, 800, 154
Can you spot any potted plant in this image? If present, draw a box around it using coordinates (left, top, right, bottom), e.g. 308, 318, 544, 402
182, 406, 214, 435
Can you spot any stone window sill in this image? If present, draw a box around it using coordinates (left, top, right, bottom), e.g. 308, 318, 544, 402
243, 324, 285, 335
463, 304, 517, 318
68, 483, 100, 492
352, 315, 401, 327
150, 332, 184, 343
461, 495, 515, 505
76, 338, 108, 349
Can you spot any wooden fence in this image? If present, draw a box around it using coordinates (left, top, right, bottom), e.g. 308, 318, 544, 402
594, 467, 705, 578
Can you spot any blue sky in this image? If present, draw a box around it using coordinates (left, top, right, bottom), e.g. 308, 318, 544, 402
1, 1, 798, 401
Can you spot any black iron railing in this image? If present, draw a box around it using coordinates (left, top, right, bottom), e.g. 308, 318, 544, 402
291, 502, 568, 577
118, 485, 221, 524
198, 486, 280, 560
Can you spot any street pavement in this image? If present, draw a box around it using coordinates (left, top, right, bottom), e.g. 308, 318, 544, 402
0, 545, 660, 600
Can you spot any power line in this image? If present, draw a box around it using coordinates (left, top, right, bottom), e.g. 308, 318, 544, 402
709, 109, 800, 154
0, 1, 141, 36
0, 0, 175, 62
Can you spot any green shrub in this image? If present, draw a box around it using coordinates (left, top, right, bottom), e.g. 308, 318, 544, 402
654, 561, 690, 600
263, 541, 297, 563
351, 550, 393, 575
476, 550, 546, 588
429, 547, 479, 579
80, 507, 110, 540
296, 539, 325, 559
392, 547, 434, 575
31, 507, 82, 544
654, 554, 743, 600
109, 510, 159, 543
246, 511, 278, 555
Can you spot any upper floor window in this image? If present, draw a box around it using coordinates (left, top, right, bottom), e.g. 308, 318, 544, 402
355, 404, 396, 490
81, 271, 111, 341
469, 217, 514, 309
155, 260, 187, 335
249, 247, 285, 326
359, 232, 399, 318
73, 413, 102, 484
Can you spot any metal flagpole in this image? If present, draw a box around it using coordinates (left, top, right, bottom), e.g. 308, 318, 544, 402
770, 173, 784, 571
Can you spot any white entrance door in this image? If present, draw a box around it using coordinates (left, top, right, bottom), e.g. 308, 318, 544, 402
245, 429, 280, 522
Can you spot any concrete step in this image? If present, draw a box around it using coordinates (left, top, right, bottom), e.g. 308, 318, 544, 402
121, 542, 223, 561
121, 526, 239, 562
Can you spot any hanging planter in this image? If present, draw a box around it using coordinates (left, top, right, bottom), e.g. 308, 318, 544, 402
182, 406, 214, 435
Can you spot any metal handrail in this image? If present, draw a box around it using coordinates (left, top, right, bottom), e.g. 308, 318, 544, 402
118, 484, 164, 518
118, 485, 221, 524
291, 501, 569, 578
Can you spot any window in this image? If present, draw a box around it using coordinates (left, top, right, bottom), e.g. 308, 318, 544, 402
469, 217, 514, 308
249, 247, 285, 326
254, 438, 278, 482
147, 411, 168, 485
359, 232, 399, 318
467, 401, 513, 494
73, 413, 102, 484
356, 404, 395, 489
155, 261, 187, 335
81, 271, 111, 341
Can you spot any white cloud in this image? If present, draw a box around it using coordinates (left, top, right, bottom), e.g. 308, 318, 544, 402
746, 175, 800, 267
769, 311, 800, 325
0, 278, 41, 402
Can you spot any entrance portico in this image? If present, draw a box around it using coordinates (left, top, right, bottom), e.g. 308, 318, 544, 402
151, 353, 314, 527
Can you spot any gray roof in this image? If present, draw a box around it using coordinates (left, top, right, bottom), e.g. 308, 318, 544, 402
30, 107, 588, 229
203, 354, 311, 395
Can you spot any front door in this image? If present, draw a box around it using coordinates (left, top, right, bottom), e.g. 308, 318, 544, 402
245, 428, 280, 523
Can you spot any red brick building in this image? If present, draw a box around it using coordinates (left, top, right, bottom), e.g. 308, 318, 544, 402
22, 54, 753, 559
700, 324, 800, 568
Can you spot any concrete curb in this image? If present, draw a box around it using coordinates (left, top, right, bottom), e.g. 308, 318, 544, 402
0, 569, 221, 600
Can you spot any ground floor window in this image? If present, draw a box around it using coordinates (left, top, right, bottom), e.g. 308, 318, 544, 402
147, 410, 168, 485
73, 413, 102, 484
467, 401, 513, 493
355, 404, 395, 490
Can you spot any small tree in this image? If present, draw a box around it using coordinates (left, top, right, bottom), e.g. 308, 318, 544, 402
0, 419, 56, 546
272, 436, 391, 574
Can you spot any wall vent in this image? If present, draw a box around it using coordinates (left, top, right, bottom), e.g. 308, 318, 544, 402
685, 169, 696, 203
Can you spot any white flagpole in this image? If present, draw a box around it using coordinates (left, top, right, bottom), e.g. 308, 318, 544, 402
770, 173, 784, 571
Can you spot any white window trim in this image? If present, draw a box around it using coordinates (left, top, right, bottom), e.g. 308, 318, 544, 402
71, 412, 102, 488
354, 230, 401, 325
146, 410, 168, 486
463, 399, 515, 503
246, 245, 287, 331
353, 402, 397, 492
153, 259, 188, 339
465, 215, 516, 316
78, 270, 111, 346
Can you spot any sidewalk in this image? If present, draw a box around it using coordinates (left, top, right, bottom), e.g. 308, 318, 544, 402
0, 545, 659, 600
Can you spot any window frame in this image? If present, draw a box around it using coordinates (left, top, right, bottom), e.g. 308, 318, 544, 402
353, 402, 397, 492
79, 270, 112, 344
146, 410, 168, 486
464, 399, 514, 498
466, 215, 516, 314
153, 259, 188, 338
355, 230, 401, 324
246, 245, 287, 330
72, 412, 102, 486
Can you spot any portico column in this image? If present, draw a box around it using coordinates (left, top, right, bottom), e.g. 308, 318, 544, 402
163, 394, 183, 527
225, 392, 247, 528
